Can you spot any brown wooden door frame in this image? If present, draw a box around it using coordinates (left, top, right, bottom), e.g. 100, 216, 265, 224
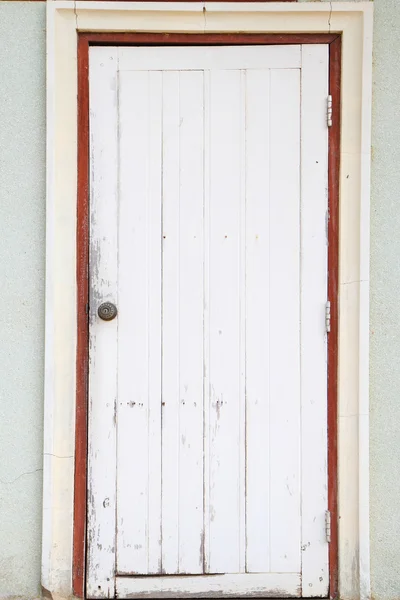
75, 32, 340, 600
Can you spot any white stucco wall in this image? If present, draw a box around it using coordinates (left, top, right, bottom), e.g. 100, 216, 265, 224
0, 0, 399, 599
0, 3, 46, 598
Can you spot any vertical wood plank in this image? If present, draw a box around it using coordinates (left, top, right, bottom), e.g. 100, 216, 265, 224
161, 70, 181, 575
116, 70, 162, 575
117, 70, 149, 575
87, 47, 118, 598
203, 69, 211, 576
300, 44, 329, 597
238, 71, 247, 576
146, 74, 164, 571
269, 68, 301, 574
161, 71, 205, 575
245, 69, 271, 574
206, 69, 245, 574
177, 71, 205, 574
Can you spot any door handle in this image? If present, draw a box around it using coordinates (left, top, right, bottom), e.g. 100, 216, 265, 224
98, 302, 118, 321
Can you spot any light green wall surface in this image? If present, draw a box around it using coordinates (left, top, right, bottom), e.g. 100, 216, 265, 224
368, 1, 400, 599
0, 1, 399, 599
0, 2, 46, 598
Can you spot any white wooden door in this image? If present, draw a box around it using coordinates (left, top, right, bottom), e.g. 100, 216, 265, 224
87, 45, 329, 599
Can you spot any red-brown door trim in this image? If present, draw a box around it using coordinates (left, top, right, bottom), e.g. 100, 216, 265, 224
327, 35, 341, 600
21, 0, 297, 2
75, 32, 341, 600
74, 33, 91, 598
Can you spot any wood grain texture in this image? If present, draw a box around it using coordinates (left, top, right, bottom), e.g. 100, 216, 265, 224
268, 68, 301, 574
160, 71, 183, 575
300, 44, 329, 597
116, 70, 163, 576
73, 34, 89, 599
328, 35, 341, 600
116, 574, 302, 598
206, 68, 244, 574
245, 68, 271, 574
47, 0, 296, 2
161, 71, 205, 574
118, 45, 301, 70
175, 71, 205, 575
81, 33, 338, 46
86, 47, 119, 598
160, 70, 205, 575
203, 70, 211, 576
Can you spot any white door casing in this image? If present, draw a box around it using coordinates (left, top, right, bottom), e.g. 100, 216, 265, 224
87, 44, 329, 599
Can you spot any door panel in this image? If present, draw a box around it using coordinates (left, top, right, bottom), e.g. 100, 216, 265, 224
118, 45, 302, 71
206, 68, 246, 575
161, 70, 205, 575
300, 45, 330, 595
115, 573, 302, 598
268, 68, 301, 574
87, 49, 118, 597
244, 68, 271, 574
87, 44, 329, 599
117, 70, 163, 575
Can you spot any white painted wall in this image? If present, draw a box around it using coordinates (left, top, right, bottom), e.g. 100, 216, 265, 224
0, 1, 399, 599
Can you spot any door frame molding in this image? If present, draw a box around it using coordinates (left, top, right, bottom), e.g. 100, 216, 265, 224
43, 3, 373, 600
83, 34, 336, 599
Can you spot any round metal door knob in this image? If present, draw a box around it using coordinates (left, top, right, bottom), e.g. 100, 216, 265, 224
98, 302, 118, 321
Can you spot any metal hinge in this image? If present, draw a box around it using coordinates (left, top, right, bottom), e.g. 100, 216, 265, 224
85, 302, 89, 315
325, 510, 331, 543
327, 95, 333, 127
325, 301, 331, 333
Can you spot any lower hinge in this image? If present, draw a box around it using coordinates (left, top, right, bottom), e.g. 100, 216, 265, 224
325, 510, 331, 543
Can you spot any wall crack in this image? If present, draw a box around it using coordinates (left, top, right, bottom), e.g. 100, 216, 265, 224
44, 453, 73, 459
0, 468, 43, 486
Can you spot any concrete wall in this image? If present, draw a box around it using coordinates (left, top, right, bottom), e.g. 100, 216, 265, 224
0, 3, 46, 598
0, 1, 399, 599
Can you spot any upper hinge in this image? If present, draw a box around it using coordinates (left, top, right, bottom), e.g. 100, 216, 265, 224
327, 95, 333, 127
325, 510, 331, 543
325, 300, 331, 333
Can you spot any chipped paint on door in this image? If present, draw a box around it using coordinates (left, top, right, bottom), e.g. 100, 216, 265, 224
87, 44, 329, 599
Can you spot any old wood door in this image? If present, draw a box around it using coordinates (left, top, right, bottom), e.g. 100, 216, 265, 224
87, 44, 329, 599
